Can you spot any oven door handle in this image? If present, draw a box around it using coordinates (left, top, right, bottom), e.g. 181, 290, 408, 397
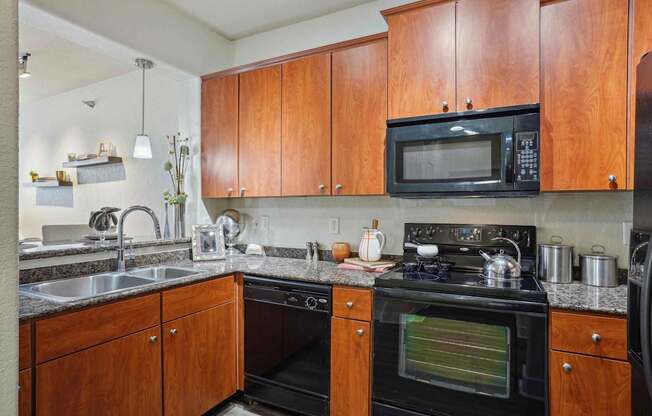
640, 242, 652, 400
374, 287, 546, 314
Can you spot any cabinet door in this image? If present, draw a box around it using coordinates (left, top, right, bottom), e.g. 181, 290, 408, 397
164, 302, 236, 416
19, 369, 31, 416
239, 66, 282, 197
386, 1, 455, 118
550, 351, 630, 416
36, 327, 161, 416
202, 75, 238, 198
456, 0, 539, 111
330, 318, 371, 416
281, 54, 331, 196
332, 40, 387, 196
628, 0, 652, 189
541, 0, 628, 191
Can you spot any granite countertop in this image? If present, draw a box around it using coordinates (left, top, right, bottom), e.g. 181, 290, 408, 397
19, 256, 378, 321
19, 237, 191, 261
542, 282, 628, 316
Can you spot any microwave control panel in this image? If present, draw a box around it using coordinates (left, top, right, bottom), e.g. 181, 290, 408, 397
515, 132, 539, 182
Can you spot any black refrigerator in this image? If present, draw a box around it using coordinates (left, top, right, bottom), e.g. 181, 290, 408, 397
631, 51, 652, 416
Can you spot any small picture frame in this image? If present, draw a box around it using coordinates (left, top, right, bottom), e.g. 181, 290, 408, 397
192, 224, 225, 261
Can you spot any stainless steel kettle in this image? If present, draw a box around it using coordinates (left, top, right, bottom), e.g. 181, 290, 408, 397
479, 237, 522, 279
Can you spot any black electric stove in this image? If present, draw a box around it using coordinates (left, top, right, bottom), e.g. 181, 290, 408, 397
373, 223, 548, 416
375, 223, 547, 303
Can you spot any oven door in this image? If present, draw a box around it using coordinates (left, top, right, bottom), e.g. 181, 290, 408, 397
373, 288, 547, 416
387, 116, 515, 196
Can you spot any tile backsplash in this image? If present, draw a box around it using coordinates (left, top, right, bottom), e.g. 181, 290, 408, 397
215, 192, 633, 268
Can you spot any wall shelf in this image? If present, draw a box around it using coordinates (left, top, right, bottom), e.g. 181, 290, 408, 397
62, 156, 122, 168
23, 180, 73, 188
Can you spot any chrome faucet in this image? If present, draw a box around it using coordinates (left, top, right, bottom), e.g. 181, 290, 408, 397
116, 205, 161, 272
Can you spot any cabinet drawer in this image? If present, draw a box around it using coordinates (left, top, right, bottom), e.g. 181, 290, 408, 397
163, 275, 234, 322
19, 323, 31, 370
550, 310, 627, 360
333, 286, 372, 321
36, 293, 160, 363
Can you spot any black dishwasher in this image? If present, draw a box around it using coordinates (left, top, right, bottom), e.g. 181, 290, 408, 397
244, 275, 331, 416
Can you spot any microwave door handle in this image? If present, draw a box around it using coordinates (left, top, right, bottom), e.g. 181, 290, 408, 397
640, 241, 652, 400
505, 134, 515, 184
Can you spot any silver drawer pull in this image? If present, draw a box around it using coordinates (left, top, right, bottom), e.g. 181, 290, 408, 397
592, 333, 601, 343
356, 329, 365, 337
149, 335, 158, 343
170, 328, 178, 336
345, 301, 354, 309
562, 363, 572, 374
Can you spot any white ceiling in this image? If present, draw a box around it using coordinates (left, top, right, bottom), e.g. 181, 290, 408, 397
161, 0, 373, 40
19, 23, 136, 104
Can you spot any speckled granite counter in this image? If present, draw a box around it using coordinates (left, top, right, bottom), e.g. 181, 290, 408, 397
542, 282, 628, 316
19, 256, 378, 322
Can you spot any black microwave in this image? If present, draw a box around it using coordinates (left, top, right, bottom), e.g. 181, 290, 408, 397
386, 105, 540, 198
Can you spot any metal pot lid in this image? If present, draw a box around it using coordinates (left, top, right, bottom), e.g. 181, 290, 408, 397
539, 235, 572, 249
579, 244, 617, 260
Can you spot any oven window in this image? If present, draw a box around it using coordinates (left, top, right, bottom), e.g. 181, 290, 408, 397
397, 135, 502, 182
399, 314, 511, 398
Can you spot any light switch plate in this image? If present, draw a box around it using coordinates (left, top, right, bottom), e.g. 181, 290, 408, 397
329, 218, 340, 234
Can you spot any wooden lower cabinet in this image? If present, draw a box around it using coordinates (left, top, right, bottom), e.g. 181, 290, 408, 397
163, 302, 237, 415
35, 326, 162, 416
330, 317, 371, 416
550, 350, 630, 416
19, 369, 31, 416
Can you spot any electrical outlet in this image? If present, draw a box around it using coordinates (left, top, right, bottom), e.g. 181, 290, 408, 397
623, 222, 633, 245
329, 218, 340, 234
261, 215, 270, 232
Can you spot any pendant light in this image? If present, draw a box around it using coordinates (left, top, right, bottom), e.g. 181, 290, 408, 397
133, 58, 154, 159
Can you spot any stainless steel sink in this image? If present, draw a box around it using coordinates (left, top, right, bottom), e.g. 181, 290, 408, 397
20, 273, 156, 302
127, 266, 201, 281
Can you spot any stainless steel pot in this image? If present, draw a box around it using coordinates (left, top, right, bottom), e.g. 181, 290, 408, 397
579, 244, 619, 287
537, 236, 573, 284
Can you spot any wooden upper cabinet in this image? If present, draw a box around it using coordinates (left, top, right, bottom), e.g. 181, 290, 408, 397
201, 75, 238, 198
541, 0, 628, 191
332, 40, 387, 196
385, 1, 456, 119
239, 66, 282, 197
456, 0, 539, 111
281, 54, 331, 196
550, 351, 630, 416
163, 303, 236, 416
628, 0, 652, 189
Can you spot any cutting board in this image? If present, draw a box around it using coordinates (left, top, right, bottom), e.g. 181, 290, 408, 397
343, 257, 395, 269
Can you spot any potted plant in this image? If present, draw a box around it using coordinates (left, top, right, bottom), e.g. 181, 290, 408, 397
163, 133, 190, 238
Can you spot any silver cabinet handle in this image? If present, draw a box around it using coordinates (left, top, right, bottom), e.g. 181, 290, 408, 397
562, 363, 572, 374
240, 187, 246, 196
170, 328, 178, 336
592, 333, 601, 343
442, 100, 449, 110
335, 184, 343, 190
356, 329, 365, 336
149, 335, 158, 343
345, 301, 354, 309
465, 98, 473, 108
608, 175, 617, 183
319, 184, 325, 192
227, 188, 234, 194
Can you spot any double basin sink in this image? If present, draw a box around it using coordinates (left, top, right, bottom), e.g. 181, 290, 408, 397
20, 266, 205, 303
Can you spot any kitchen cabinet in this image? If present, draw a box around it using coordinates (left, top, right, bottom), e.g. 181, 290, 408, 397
331, 317, 372, 416
333, 286, 373, 321
19, 369, 31, 416
163, 303, 236, 416
201, 75, 239, 198
541, 0, 628, 191
550, 351, 630, 416
281, 54, 331, 196
19, 322, 31, 370
332, 39, 387, 195
456, 0, 539, 110
36, 326, 162, 416
385, 1, 455, 119
239, 66, 282, 197
162, 275, 234, 322
549, 310, 630, 416
628, 0, 652, 189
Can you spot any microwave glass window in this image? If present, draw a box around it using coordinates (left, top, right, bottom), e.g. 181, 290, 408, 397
399, 314, 511, 398
398, 135, 502, 182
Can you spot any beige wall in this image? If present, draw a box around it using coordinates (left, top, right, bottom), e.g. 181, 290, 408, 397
0, 0, 20, 414
226, 193, 633, 269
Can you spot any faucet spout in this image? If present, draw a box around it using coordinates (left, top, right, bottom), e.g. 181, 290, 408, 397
116, 205, 162, 272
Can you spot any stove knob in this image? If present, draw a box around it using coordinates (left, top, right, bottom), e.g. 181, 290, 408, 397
426, 227, 435, 237
305, 297, 318, 310
512, 231, 521, 241
416, 228, 423, 237
496, 228, 506, 238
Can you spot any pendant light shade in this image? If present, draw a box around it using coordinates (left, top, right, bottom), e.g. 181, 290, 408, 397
133, 58, 154, 159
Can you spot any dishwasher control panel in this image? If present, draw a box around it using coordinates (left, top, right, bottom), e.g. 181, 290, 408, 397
244, 274, 332, 314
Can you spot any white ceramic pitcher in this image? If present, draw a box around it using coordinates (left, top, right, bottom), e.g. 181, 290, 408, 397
359, 228, 386, 262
